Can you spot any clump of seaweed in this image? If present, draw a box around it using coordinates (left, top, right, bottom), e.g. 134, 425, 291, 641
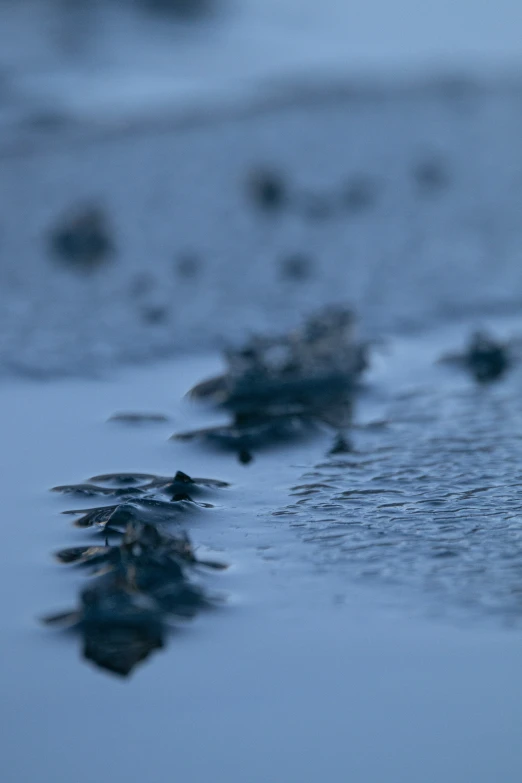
174, 307, 368, 462
43, 472, 229, 677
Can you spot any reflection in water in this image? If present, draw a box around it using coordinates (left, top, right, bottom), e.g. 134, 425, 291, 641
44, 474, 228, 677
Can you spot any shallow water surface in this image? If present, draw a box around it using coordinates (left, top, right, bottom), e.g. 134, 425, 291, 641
2, 320, 522, 782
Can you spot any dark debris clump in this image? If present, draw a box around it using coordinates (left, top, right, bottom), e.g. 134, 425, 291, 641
43, 471, 229, 677
439, 330, 511, 383
175, 306, 368, 462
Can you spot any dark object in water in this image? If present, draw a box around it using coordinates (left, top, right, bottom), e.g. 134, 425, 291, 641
43, 580, 166, 677
51, 483, 145, 498
439, 331, 510, 383
55, 521, 226, 571
280, 253, 313, 281
87, 472, 158, 486
248, 169, 287, 212
44, 518, 225, 676
187, 306, 366, 415
64, 503, 139, 530
63, 493, 208, 530
328, 433, 352, 455
175, 411, 315, 463
466, 332, 509, 382
181, 307, 365, 460
108, 412, 170, 424
86, 470, 229, 497
49, 205, 113, 271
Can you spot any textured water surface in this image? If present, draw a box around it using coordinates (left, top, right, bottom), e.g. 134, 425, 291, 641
278, 324, 522, 624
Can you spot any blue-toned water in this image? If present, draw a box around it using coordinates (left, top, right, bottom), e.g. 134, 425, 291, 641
2, 4, 522, 781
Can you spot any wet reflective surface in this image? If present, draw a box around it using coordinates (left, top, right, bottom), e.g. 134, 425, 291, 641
2, 345, 522, 781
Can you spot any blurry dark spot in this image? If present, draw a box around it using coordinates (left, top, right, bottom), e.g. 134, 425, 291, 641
248, 169, 287, 212
466, 331, 509, 383
280, 253, 313, 282
108, 412, 170, 424
239, 449, 253, 465
49, 205, 113, 271
343, 177, 377, 212
414, 158, 450, 193
176, 253, 201, 279
142, 306, 168, 325
329, 434, 352, 455
129, 272, 155, 298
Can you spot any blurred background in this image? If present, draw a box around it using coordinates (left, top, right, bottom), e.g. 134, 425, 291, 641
2, 0, 522, 121
1, 1, 522, 375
